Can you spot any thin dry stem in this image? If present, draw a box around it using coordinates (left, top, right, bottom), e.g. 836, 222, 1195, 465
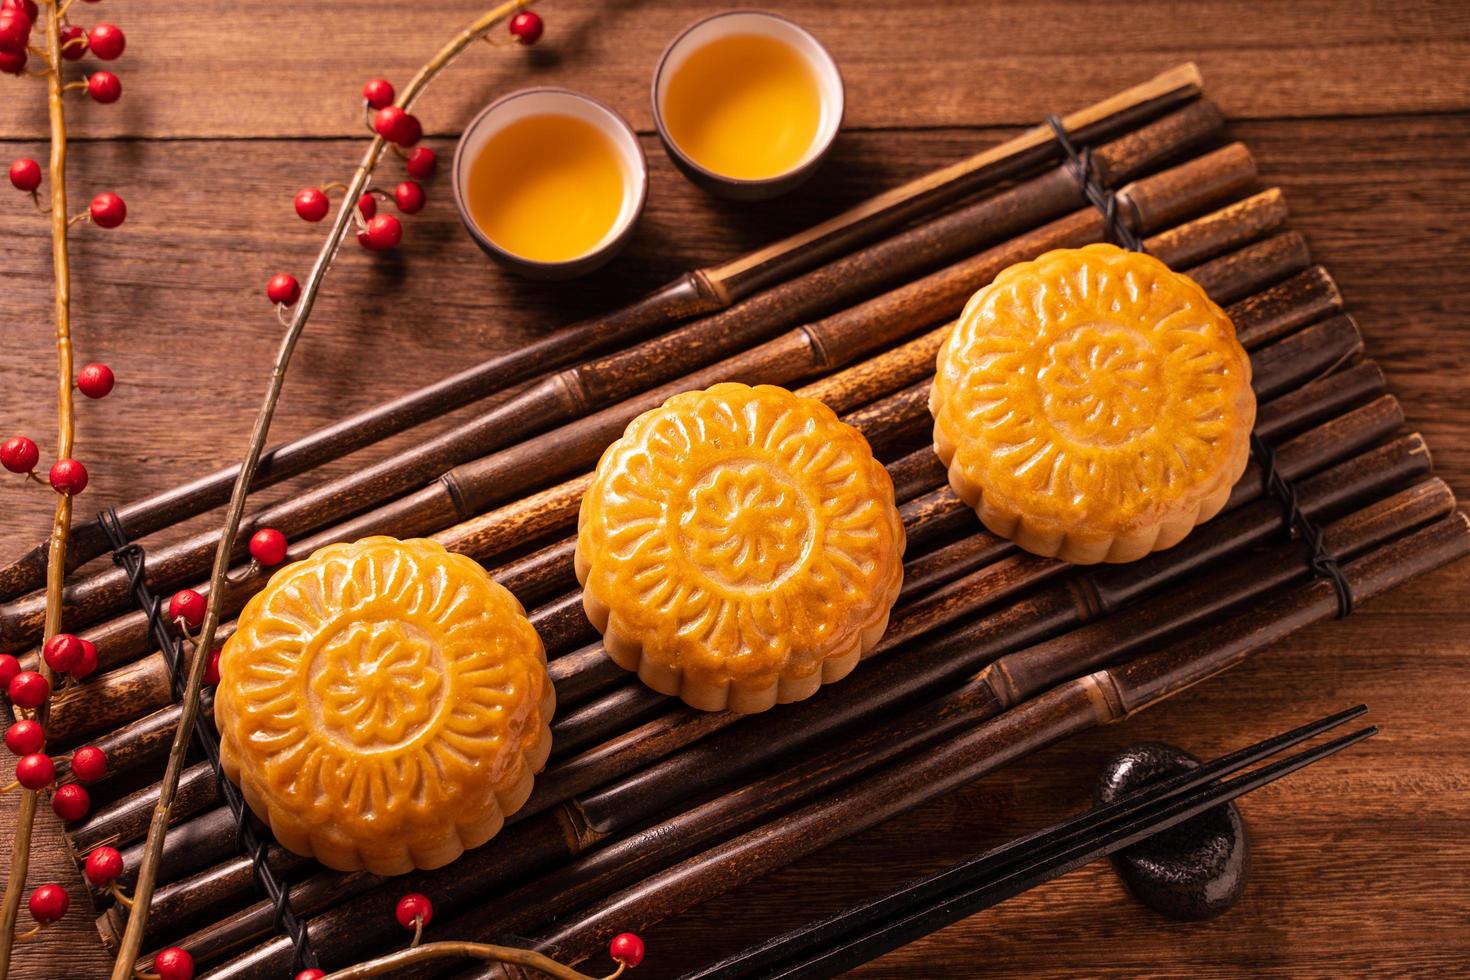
106, 2, 536, 976
321, 941, 627, 980
0, 1, 75, 974
108, 882, 133, 909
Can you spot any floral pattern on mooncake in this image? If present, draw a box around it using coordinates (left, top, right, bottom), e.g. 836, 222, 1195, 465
931, 244, 1255, 564
215, 536, 553, 875
576, 383, 905, 714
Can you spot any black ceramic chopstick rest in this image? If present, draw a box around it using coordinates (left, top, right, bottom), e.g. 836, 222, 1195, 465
1096, 742, 1251, 920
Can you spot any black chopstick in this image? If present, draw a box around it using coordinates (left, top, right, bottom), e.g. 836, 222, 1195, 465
685, 706, 1374, 980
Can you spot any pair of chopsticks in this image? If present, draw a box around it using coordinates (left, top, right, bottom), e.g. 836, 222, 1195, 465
686, 705, 1375, 980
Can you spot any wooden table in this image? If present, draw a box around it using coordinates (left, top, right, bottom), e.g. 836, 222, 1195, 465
1, 2, 1467, 976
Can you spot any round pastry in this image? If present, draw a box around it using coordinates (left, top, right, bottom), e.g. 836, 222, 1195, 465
215, 536, 553, 875
576, 383, 905, 714
930, 243, 1255, 564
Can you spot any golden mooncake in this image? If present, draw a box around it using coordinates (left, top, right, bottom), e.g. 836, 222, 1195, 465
576, 383, 905, 714
215, 536, 553, 875
930, 244, 1255, 564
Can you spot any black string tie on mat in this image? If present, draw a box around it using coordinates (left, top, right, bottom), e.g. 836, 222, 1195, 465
1247, 435, 1354, 617
100, 508, 321, 972
1044, 114, 1143, 252
1043, 119, 1353, 618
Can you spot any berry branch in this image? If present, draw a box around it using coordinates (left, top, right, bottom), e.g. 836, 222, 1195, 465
286, 895, 643, 980
0, 0, 127, 972
107, 3, 546, 978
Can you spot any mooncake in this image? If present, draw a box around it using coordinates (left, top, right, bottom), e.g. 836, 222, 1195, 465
930, 244, 1255, 564
576, 383, 905, 714
215, 536, 553, 875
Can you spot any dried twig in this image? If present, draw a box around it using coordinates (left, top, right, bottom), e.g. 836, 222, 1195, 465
107, 2, 541, 977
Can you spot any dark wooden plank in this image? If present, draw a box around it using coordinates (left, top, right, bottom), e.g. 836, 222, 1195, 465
0, 103, 1465, 980
0, 0, 1468, 139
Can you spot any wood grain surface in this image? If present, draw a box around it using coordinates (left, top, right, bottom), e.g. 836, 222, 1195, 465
1, 1, 1468, 977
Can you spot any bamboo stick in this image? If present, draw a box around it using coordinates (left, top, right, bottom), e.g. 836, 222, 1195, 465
0, 63, 1208, 605
453, 511, 1470, 978
47, 241, 1341, 768
537, 310, 1367, 714
570, 434, 1431, 832
59, 383, 994, 851
194, 462, 1446, 979
455, 250, 1340, 643
432, 480, 1454, 970
27, 143, 1264, 678
0, 100, 1222, 649
114, 365, 1402, 964
9, 99, 1227, 642
516, 392, 1405, 816
434, 188, 1281, 573
44, 377, 939, 754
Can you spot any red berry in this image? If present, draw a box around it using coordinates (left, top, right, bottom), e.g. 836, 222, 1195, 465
396, 113, 423, 147
26, 884, 68, 925
1, 435, 38, 473
395, 892, 433, 929
356, 192, 377, 220
249, 528, 289, 566
15, 753, 54, 790
153, 947, 194, 980
5, 720, 43, 756
358, 213, 402, 252
267, 273, 301, 306
72, 638, 99, 680
90, 191, 127, 228
295, 972, 326, 980
362, 77, 395, 110
70, 745, 107, 782
49, 458, 88, 495
393, 181, 425, 214
508, 11, 544, 45
59, 23, 86, 60
51, 782, 90, 821
609, 932, 645, 969
0, 49, 26, 75
8, 157, 40, 192
373, 106, 421, 147
0, 654, 19, 688
87, 23, 124, 60
406, 146, 437, 180
294, 187, 330, 222
84, 846, 123, 886
9, 671, 49, 710
203, 647, 221, 686
169, 589, 206, 630
0, 7, 29, 54
372, 106, 405, 140
77, 362, 115, 399
2, 0, 37, 21
87, 70, 122, 104
42, 633, 84, 673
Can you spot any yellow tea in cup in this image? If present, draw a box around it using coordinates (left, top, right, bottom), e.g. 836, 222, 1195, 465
662, 33, 821, 181
465, 114, 624, 263
453, 89, 646, 277
654, 12, 844, 199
